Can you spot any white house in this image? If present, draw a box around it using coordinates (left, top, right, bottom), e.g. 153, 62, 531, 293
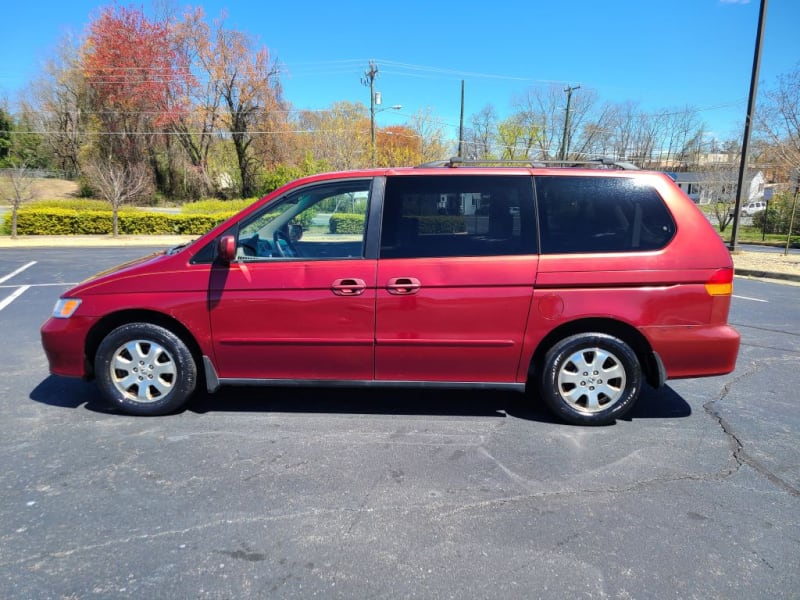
668, 170, 764, 205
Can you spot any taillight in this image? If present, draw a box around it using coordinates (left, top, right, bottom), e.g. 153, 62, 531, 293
705, 268, 733, 296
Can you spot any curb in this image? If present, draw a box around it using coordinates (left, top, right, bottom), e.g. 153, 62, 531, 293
734, 268, 800, 283
0, 235, 194, 248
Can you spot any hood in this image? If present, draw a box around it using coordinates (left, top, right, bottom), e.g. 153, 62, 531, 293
68, 250, 169, 295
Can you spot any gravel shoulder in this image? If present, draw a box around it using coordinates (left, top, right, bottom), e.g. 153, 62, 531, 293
732, 249, 800, 280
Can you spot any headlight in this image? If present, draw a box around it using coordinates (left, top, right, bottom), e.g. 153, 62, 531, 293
52, 298, 82, 319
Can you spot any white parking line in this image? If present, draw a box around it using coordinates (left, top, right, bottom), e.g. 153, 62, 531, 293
0, 282, 77, 289
0, 261, 37, 284
733, 294, 769, 303
0, 285, 32, 312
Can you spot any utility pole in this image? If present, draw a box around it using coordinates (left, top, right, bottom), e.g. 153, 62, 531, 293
559, 84, 580, 162
729, 0, 768, 251
361, 60, 379, 167
458, 80, 465, 158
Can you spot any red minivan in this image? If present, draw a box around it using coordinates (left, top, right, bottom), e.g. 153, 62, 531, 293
41, 162, 740, 425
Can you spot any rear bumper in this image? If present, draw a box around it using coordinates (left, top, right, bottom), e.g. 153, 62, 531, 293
642, 324, 740, 379
40, 316, 95, 378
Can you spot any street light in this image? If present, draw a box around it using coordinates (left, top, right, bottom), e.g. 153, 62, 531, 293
371, 100, 402, 166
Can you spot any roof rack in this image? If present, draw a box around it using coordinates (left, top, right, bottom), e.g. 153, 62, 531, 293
415, 157, 640, 170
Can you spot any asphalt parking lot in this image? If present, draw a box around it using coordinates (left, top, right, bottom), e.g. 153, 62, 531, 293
1, 247, 799, 599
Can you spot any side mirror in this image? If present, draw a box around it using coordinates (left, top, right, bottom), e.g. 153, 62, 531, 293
218, 235, 236, 263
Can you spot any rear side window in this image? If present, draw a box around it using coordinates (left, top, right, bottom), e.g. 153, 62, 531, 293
380, 175, 536, 258
536, 176, 675, 254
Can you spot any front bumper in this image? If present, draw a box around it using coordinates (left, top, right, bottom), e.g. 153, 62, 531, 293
40, 316, 97, 378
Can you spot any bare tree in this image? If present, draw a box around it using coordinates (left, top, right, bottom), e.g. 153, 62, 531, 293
697, 164, 754, 232
409, 108, 449, 163
571, 102, 615, 160
195, 17, 285, 196
658, 106, 703, 168
164, 8, 221, 197
1, 161, 37, 238
757, 63, 800, 173
27, 34, 89, 177
603, 101, 634, 160
85, 160, 152, 236
512, 87, 561, 160
463, 104, 497, 159
514, 85, 598, 161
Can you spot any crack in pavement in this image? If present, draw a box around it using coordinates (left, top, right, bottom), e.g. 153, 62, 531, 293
0, 462, 765, 570
703, 361, 800, 499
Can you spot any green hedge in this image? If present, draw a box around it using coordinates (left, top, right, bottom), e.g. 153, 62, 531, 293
329, 214, 365, 234
182, 198, 256, 214
415, 216, 467, 234
32, 199, 113, 211
752, 196, 800, 235
5, 208, 235, 235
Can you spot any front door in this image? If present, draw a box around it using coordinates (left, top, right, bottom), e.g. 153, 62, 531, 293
209, 179, 377, 381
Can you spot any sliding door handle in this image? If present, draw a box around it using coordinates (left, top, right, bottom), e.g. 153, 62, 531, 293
332, 278, 366, 296
386, 277, 421, 295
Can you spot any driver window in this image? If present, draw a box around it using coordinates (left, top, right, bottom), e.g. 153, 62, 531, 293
236, 179, 371, 261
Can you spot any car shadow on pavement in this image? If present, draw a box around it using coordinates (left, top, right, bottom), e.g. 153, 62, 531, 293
30, 376, 118, 414
189, 382, 691, 424
30, 376, 691, 424
626, 384, 693, 420
188, 385, 513, 419
503, 384, 691, 424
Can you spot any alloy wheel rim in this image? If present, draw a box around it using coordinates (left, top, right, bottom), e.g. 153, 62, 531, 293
109, 339, 176, 403
556, 347, 626, 413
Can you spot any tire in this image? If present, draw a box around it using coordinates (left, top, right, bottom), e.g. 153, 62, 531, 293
94, 322, 197, 416
539, 333, 641, 426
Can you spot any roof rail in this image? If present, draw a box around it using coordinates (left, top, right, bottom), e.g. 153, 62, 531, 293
414, 160, 451, 168
415, 157, 640, 170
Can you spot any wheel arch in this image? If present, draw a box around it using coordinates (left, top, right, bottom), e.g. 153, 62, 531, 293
84, 309, 205, 382
528, 317, 661, 389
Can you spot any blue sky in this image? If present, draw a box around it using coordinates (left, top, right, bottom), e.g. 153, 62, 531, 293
2, 0, 798, 142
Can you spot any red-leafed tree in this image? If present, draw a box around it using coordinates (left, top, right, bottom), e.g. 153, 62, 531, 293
85, 6, 184, 121
83, 6, 191, 188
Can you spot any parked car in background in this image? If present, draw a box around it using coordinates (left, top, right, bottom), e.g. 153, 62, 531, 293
741, 201, 767, 217
41, 159, 740, 425
729, 201, 766, 218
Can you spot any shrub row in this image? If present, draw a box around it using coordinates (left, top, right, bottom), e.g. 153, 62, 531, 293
325, 215, 467, 235
6, 208, 236, 236
181, 198, 256, 214
415, 216, 467, 234
32, 198, 113, 211
329, 213, 365, 234
752, 197, 800, 235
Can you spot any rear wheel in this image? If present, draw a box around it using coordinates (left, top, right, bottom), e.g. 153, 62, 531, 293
540, 333, 641, 425
94, 323, 197, 416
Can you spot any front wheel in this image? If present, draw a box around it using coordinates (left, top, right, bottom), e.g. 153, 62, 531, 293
539, 333, 642, 426
94, 323, 197, 416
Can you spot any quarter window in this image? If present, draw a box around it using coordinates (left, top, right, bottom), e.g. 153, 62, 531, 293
380, 175, 536, 258
535, 176, 675, 254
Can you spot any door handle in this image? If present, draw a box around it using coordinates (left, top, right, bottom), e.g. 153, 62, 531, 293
332, 278, 366, 296
386, 277, 421, 295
